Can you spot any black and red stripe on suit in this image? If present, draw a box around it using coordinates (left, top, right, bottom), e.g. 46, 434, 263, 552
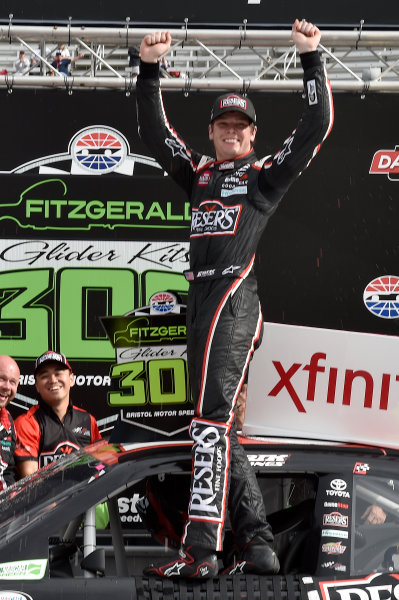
137, 50, 333, 551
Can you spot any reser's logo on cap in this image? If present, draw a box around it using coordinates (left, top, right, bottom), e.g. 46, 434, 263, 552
220, 96, 247, 110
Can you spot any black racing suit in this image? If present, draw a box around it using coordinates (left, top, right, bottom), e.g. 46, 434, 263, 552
136, 51, 334, 552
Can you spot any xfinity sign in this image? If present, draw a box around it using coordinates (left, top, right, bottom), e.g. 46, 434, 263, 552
243, 322, 399, 449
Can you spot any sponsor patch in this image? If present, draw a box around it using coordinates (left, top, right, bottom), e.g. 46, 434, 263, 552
353, 462, 370, 475
276, 135, 294, 165
321, 541, 346, 555
322, 529, 348, 539
197, 269, 216, 278
221, 265, 241, 276
165, 137, 190, 161
188, 420, 229, 522
220, 96, 247, 110
326, 478, 350, 498
247, 454, 290, 467
219, 161, 235, 170
321, 561, 347, 572
190, 200, 241, 237
323, 512, 349, 527
198, 170, 212, 186
221, 185, 247, 197
307, 79, 318, 105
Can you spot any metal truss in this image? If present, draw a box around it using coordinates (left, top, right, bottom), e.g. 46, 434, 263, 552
1, 24, 399, 93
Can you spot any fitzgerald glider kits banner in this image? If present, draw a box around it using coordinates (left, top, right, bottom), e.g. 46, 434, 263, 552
0, 89, 398, 438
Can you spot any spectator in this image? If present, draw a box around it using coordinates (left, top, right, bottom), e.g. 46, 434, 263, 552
28, 51, 40, 74
51, 51, 84, 77
14, 50, 30, 75
159, 55, 170, 78
0, 355, 20, 490
15, 351, 101, 477
57, 43, 70, 59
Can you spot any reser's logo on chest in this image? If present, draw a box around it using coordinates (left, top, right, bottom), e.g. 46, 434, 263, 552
190, 200, 242, 237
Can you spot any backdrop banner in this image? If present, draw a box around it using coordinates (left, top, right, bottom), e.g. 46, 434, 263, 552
0, 88, 397, 438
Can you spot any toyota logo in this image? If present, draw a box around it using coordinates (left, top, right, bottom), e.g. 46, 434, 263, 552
331, 479, 347, 491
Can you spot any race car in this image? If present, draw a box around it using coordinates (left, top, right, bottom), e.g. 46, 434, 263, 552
1, 435, 399, 599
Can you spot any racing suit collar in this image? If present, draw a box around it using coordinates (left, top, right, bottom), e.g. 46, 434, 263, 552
214, 148, 256, 170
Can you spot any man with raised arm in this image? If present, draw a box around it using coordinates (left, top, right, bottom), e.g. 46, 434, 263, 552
136, 19, 333, 578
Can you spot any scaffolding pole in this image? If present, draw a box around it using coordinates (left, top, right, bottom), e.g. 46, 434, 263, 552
1, 74, 399, 92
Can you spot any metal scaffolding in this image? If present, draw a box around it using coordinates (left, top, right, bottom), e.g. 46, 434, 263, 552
1, 24, 399, 92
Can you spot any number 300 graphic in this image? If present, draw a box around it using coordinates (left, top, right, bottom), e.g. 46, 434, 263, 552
0, 267, 187, 360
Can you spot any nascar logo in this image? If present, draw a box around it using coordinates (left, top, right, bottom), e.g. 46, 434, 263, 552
70, 126, 127, 174
150, 292, 176, 314
363, 275, 399, 319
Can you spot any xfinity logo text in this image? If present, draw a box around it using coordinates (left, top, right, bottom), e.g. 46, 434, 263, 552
268, 351, 399, 413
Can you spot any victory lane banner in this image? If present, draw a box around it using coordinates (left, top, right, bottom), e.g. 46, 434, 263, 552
0, 89, 398, 438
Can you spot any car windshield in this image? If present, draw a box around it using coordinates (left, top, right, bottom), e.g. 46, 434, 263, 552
0, 442, 114, 542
